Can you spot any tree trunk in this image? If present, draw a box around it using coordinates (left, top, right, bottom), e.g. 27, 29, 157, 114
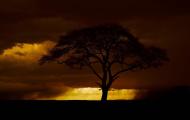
101, 88, 108, 102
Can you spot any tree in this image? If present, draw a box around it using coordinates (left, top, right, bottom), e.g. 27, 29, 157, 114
39, 24, 169, 102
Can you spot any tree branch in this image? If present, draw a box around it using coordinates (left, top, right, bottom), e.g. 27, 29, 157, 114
83, 47, 103, 64
112, 64, 138, 79
87, 63, 103, 81
56, 60, 66, 64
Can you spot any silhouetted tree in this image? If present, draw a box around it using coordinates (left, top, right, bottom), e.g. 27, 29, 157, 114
39, 24, 169, 102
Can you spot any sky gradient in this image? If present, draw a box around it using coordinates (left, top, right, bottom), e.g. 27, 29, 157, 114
0, 0, 190, 99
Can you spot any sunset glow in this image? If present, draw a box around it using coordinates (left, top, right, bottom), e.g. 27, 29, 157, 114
0, 42, 141, 100
55, 88, 139, 100
0, 41, 55, 63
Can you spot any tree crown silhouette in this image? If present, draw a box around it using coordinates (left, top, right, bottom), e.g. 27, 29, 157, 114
40, 24, 169, 101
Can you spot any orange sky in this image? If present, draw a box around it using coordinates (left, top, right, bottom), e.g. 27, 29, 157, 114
0, 41, 144, 100
0, 0, 190, 100
0, 39, 188, 99
54, 88, 139, 100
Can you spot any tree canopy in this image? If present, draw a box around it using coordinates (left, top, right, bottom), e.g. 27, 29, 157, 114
40, 24, 169, 101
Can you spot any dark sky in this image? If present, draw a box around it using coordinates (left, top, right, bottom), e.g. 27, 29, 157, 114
0, 0, 190, 99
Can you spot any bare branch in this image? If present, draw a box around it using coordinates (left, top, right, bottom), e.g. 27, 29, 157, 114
112, 64, 138, 79
83, 47, 104, 64
87, 63, 103, 81
113, 76, 119, 81
56, 60, 66, 64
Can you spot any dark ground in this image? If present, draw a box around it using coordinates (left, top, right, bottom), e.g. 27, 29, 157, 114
0, 100, 189, 118
0, 87, 190, 118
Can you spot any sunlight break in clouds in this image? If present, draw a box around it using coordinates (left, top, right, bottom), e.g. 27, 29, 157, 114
0, 40, 56, 64
55, 88, 139, 100
0, 40, 140, 100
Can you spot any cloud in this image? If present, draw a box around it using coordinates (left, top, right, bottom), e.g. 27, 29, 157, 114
0, 81, 69, 100
0, 40, 55, 64
0, 17, 80, 52
0, 2, 190, 99
1, 0, 189, 19
0, 40, 99, 99
0, 40, 68, 99
0, 0, 189, 53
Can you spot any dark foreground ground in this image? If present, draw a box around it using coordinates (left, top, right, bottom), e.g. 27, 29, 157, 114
0, 100, 190, 118
1, 87, 190, 118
